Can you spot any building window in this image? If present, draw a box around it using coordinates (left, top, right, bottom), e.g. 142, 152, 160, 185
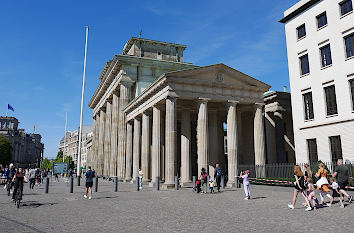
340, 0, 353, 16
316, 12, 327, 28
307, 139, 318, 164
350, 79, 354, 110
344, 33, 354, 58
329, 136, 343, 163
300, 54, 310, 75
303, 92, 314, 120
324, 85, 338, 116
297, 24, 306, 39
320, 44, 332, 67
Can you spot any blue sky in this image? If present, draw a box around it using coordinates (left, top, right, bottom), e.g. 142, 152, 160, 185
0, 0, 299, 158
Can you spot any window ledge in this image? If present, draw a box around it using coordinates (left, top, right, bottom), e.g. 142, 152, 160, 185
340, 11, 353, 19
297, 36, 306, 42
326, 114, 338, 118
345, 56, 354, 61
304, 119, 314, 122
317, 24, 328, 31
321, 64, 332, 70
300, 73, 310, 78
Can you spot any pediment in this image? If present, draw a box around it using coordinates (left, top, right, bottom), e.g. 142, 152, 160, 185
165, 63, 270, 92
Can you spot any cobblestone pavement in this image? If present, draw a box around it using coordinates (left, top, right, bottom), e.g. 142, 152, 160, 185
0, 178, 353, 233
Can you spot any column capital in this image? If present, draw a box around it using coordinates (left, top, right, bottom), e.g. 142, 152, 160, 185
120, 81, 133, 88
166, 92, 178, 100
227, 100, 239, 107
254, 103, 265, 110
197, 98, 211, 104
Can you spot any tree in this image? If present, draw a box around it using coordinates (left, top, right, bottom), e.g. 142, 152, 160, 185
0, 135, 12, 166
41, 158, 53, 170
57, 150, 63, 159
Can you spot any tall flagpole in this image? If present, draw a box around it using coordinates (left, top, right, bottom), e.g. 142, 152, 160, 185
63, 112, 67, 163
77, 26, 89, 177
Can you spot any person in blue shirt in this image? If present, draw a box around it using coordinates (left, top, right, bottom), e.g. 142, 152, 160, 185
4, 164, 16, 191
84, 166, 95, 200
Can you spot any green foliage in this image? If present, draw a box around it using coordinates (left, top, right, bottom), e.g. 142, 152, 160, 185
57, 150, 63, 158
54, 155, 74, 170
41, 158, 53, 170
0, 135, 12, 166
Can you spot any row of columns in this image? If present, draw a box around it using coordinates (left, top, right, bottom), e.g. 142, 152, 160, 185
122, 96, 266, 187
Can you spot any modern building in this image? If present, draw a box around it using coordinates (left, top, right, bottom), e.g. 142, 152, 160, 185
59, 125, 92, 167
280, 0, 354, 163
89, 37, 276, 188
0, 116, 44, 168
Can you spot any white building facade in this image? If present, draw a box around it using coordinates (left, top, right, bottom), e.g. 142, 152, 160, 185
280, 0, 354, 163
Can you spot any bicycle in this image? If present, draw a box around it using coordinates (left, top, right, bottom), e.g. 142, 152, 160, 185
14, 185, 22, 208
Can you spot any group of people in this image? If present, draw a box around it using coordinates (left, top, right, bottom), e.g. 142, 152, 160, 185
195, 163, 224, 194
288, 159, 353, 211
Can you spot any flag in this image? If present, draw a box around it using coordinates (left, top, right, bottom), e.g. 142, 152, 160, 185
7, 104, 14, 112
34, 125, 36, 132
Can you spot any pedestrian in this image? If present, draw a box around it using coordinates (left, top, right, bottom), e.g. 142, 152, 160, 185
306, 178, 319, 209
315, 163, 333, 205
214, 163, 223, 192
236, 170, 251, 200
332, 159, 353, 203
209, 178, 214, 193
29, 168, 36, 189
328, 178, 344, 208
288, 165, 312, 211
84, 166, 95, 200
138, 168, 144, 190
199, 168, 208, 194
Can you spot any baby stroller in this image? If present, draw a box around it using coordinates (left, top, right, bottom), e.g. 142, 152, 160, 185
194, 180, 201, 193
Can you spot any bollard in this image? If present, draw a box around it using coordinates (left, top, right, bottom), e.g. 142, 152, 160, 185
94, 177, 98, 192
69, 177, 73, 193
45, 177, 49, 193
136, 177, 140, 191
235, 177, 239, 188
156, 176, 160, 191
221, 176, 225, 189
114, 177, 118, 192
193, 176, 197, 190
175, 176, 179, 190
77, 176, 81, 186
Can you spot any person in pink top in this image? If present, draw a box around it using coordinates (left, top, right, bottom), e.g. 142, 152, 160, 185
236, 170, 250, 200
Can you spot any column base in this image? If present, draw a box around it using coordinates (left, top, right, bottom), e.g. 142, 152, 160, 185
124, 178, 132, 183
162, 183, 175, 190
180, 181, 193, 187
226, 181, 234, 188
148, 182, 155, 187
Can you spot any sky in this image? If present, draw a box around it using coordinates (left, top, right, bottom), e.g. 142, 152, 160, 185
0, 0, 299, 158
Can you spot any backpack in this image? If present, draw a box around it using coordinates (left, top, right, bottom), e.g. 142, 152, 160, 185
216, 168, 223, 177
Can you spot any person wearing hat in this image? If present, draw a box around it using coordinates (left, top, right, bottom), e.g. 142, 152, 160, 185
4, 164, 16, 192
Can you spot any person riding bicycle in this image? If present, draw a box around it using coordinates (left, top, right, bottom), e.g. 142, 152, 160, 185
4, 164, 16, 191
11, 168, 27, 202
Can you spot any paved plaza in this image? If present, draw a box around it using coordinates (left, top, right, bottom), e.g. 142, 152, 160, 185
0, 179, 353, 233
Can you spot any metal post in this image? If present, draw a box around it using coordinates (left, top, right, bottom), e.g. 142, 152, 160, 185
207, 175, 210, 193
221, 175, 225, 189
94, 177, 98, 192
45, 177, 49, 193
69, 177, 73, 193
77, 176, 81, 186
175, 176, 179, 190
193, 176, 196, 190
156, 176, 160, 191
114, 177, 118, 192
235, 177, 239, 188
77, 26, 89, 177
136, 177, 140, 191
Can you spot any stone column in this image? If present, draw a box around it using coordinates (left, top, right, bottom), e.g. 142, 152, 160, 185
275, 111, 286, 163
98, 109, 106, 176
164, 96, 177, 188
103, 101, 112, 177
91, 116, 97, 170
227, 101, 238, 187
197, 99, 209, 174
208, 110, 218, 178
141, 112, 150, 182
125, 121, 133, 181
181, 110, 192, 185
110, 93, 119, 177
151, 106, 161, 185
132, 117, 141, 182
118, 83, 131, 180
254, 103, 266, 177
